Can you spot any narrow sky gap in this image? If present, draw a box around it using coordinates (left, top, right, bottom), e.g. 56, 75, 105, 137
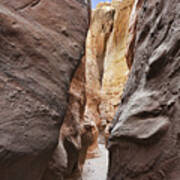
91, 0, 111, 9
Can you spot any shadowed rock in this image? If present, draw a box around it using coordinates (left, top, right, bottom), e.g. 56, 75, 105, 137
108, 0, 180, 179
0, 0, 90, 180
42, 57, 94, 180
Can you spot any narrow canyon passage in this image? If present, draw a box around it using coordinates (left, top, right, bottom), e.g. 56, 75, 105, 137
0, 0, 179, 180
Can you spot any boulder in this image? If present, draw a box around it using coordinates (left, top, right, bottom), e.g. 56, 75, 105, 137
100, 0, 134, 125
85, 3, 115, 156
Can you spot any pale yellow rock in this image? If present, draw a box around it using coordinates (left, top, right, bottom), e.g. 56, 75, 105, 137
126, 0, 144, 68
85, 0, 135, 154
100, 0, 134, 122
85, 4, 115, 157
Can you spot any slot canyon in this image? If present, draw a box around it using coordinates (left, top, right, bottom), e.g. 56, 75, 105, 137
0, 0, 179, 180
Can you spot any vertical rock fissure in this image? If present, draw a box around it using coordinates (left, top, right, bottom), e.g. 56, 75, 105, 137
81, 0, 136, 179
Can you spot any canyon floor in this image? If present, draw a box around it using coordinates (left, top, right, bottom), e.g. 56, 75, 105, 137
82, 144, 108, 180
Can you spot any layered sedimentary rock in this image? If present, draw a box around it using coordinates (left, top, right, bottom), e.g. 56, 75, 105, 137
85, 0, 134, 150
0, 1, 90, 180
108, 0, 180, 179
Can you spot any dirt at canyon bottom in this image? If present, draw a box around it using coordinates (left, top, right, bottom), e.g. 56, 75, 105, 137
82, 144, 108, 180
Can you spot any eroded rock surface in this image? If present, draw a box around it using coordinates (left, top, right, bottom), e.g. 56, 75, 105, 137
108, 0, 180, 179
0, 1, 90, 180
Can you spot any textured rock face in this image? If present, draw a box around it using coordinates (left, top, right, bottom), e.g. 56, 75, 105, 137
108, 0, 180, 179
0, 1, 90, 180
61, 57, 89, 179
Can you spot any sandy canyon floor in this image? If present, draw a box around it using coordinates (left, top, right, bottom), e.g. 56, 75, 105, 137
82, 144, 108, 180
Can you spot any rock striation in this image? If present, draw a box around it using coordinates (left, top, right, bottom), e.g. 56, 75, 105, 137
0, 0, 90, 180
108, 0, 180, 179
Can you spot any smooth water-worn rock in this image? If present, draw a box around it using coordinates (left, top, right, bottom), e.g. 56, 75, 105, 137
0, 1, 90, 180
108, 0, 180, 179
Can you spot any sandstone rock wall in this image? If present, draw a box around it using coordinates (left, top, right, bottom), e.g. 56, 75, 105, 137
100, 0, 134, 123
61, 57, 88, 179
85, 0, 134, 151
0, 1, 90, 180
85, 3, 115, 156
108, 0, 180, 179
